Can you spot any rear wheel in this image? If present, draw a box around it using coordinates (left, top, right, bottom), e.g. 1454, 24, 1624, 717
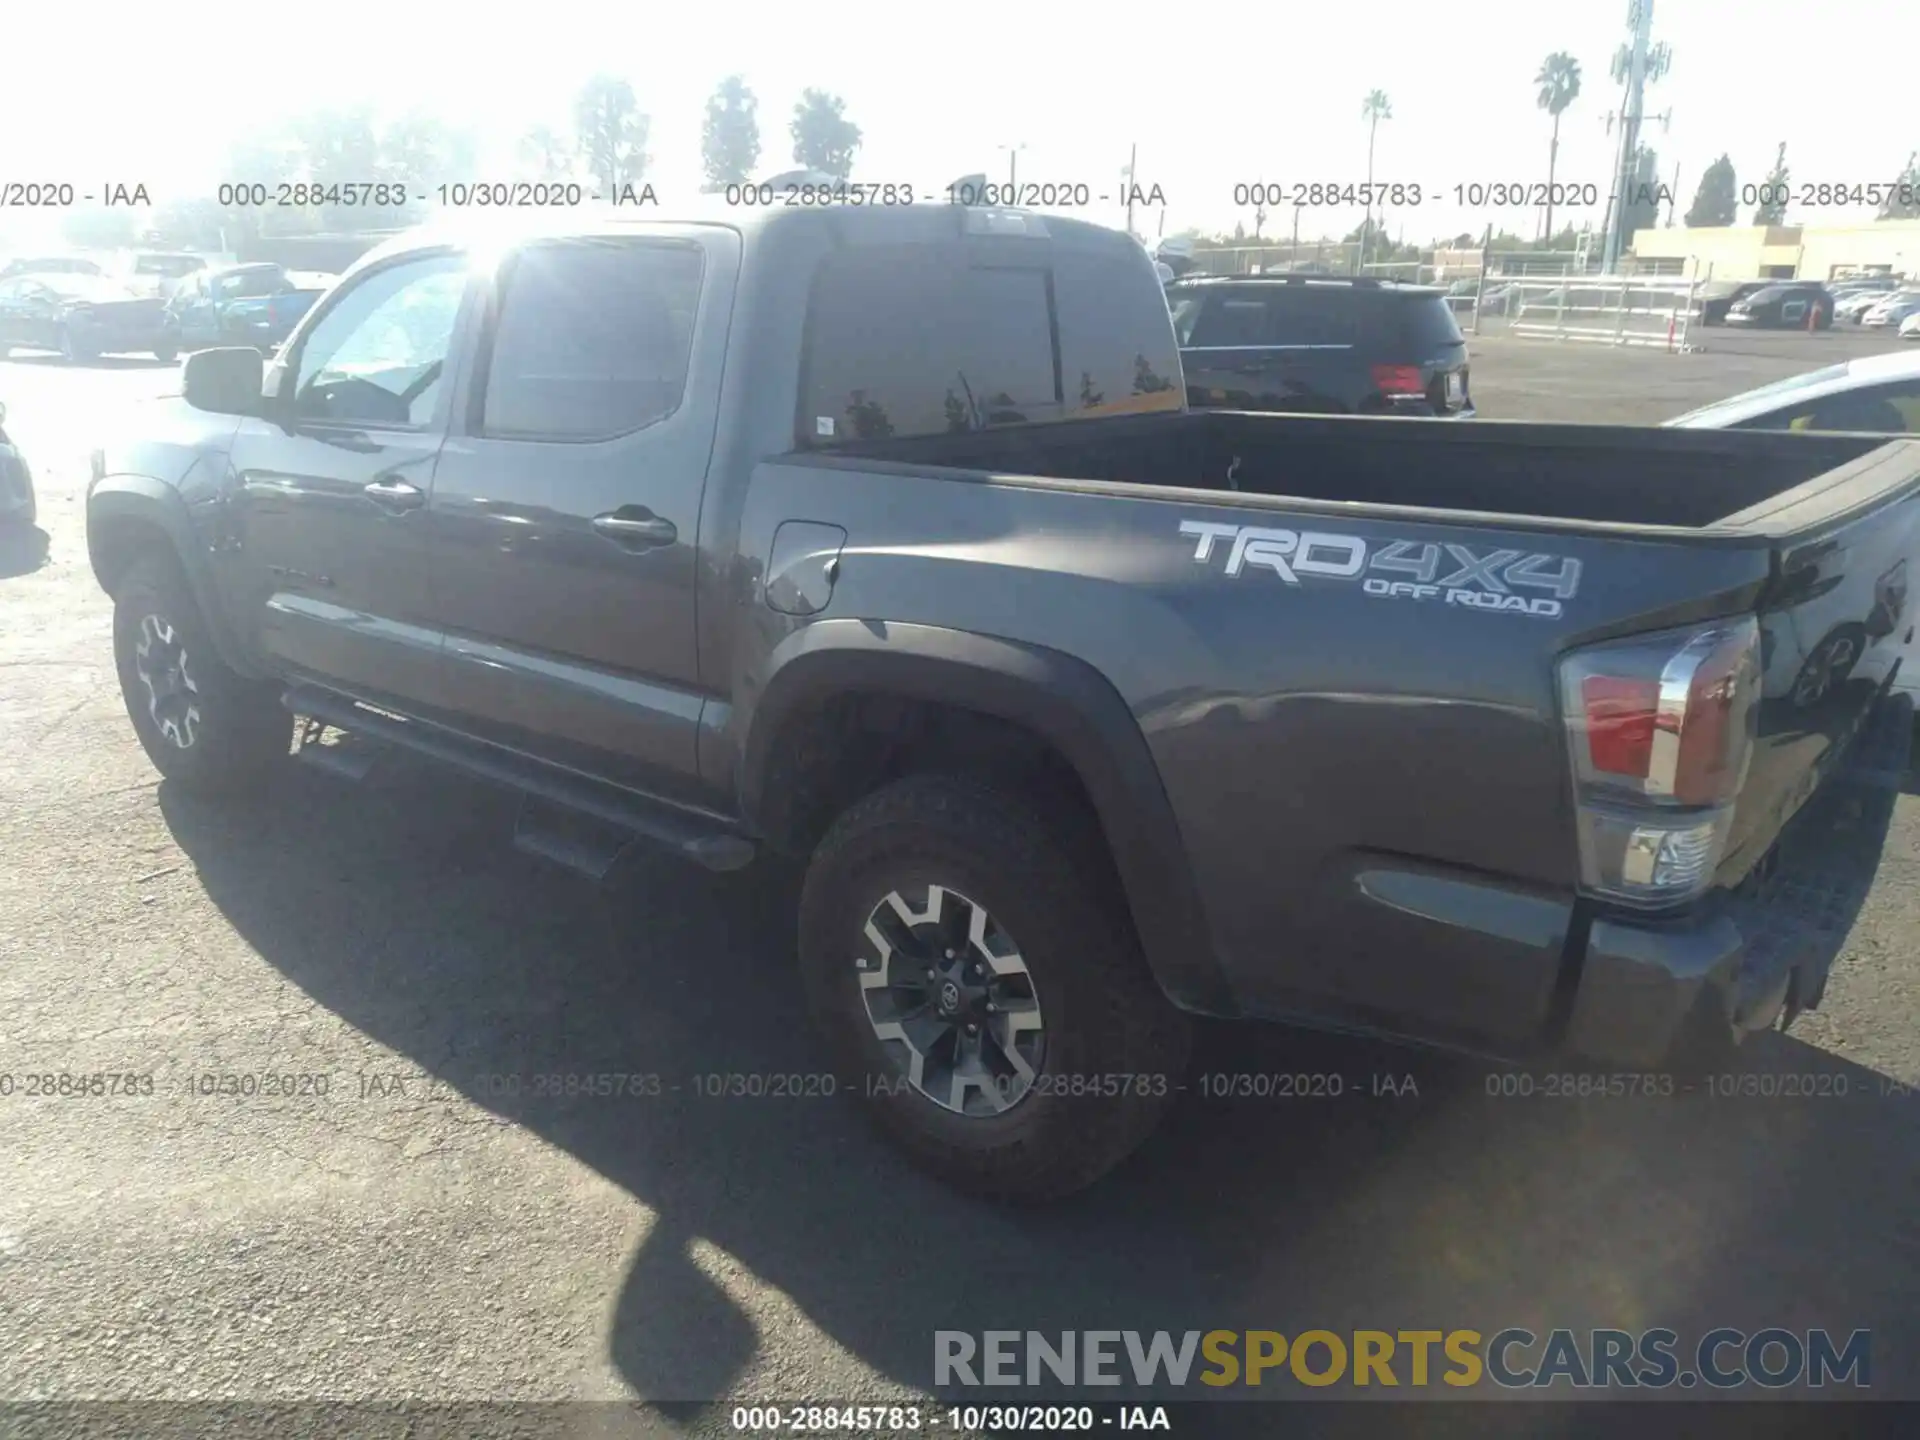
153, 337, 178, 363
799, 774, 1191, 1201
111, 553, 290, 794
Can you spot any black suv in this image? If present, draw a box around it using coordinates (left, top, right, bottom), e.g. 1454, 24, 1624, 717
1167, 274, 1473, 418
1725, 282, 1835, 330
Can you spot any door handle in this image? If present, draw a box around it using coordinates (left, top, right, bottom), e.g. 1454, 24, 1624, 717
592, 511, 678, 549
363, 478, 425, 512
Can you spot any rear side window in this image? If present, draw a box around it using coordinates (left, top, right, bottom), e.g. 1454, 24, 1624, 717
800, 245, 1063, 445
480, 239, 704, 441
1052, 252, 1183, 413
1397, 296, 1465, 350
1183, 286, 1360, 348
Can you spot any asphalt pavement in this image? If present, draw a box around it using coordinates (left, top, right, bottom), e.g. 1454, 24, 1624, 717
3, 343, 1920, 1432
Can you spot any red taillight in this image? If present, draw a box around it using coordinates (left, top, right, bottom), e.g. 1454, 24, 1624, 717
1370, 364, 1427, 396
1558, 619, 1761, 907
1580, 675, 1659, 779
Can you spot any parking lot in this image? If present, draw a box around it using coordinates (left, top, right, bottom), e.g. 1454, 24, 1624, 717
4, 331, 1920, 1427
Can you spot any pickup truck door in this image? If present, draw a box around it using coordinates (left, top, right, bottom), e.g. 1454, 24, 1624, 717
222, 247, 474, 709
422, 226, 737, 801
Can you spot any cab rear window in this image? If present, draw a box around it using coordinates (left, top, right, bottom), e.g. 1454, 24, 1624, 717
798, 242, 1181, 447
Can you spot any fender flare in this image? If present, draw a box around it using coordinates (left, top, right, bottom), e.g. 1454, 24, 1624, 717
87, 476, 258, 677
739, 620, 1236, 1016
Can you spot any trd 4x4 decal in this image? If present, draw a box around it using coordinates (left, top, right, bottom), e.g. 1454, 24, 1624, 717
1178, 520, 1581, 619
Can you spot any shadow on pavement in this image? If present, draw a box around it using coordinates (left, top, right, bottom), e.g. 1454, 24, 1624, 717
0, 523, 50, 577
156, 756, 1920, 1411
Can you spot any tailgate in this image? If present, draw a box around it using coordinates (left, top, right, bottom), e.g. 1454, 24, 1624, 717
1720, 452, 1920, 884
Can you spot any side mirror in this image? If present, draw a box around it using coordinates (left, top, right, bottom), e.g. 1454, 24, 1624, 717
181, 347, 264, 417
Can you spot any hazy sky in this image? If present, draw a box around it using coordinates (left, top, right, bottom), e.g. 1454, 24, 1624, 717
0, 0, 1910, 246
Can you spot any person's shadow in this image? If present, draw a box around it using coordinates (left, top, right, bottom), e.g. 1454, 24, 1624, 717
157, 744, 1920, 1418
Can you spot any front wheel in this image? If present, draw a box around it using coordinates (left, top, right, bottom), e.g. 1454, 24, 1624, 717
153, 336, 178, 363
111, 553, 291, 794
799, 775, 1191, 1201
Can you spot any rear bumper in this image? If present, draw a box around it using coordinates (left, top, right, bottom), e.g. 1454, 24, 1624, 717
1564, 694, 1910, 1067
1317, 696, 1907, 1067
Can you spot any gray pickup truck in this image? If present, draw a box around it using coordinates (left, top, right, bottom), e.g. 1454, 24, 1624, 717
87, 204, 1920, 1199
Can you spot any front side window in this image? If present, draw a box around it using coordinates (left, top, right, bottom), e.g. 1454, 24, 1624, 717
799, 244, 1063, 445
479, 239, 704, 441
291, 252, 467, 428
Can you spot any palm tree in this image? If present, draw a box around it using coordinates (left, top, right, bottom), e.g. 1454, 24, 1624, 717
1534, 53, 1583, 243
1359, 90, 1392, 272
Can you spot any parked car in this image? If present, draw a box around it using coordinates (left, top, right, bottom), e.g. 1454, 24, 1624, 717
1693, 280, 1776, 326
0, 273, 172, 362
1837, 290, 1888, 322
1828, 275, 1900, 296
1167, 274, 1472, 417
87, 204, 1919, 1199
1666, 351, 1920, 437
0, 255, 104, 282
1724, 283, 1835, 329
0, 400, 32, 527
161, 263, 333, 353
1903, 311, 1920, 341
122, 252, 209, 300
1862, 292, 1920, 330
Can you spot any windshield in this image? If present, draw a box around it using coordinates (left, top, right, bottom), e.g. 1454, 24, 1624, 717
215, 268, 288, 300
134, 256, 203, 277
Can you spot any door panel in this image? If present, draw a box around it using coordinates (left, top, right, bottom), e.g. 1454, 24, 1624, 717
425, 227, 737, 799
226, 249, 473, 709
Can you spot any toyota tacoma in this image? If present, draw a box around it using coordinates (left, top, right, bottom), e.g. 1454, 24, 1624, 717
87, 204, 1920, 1199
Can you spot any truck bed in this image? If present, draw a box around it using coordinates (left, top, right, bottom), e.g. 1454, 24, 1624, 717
832, 410, 1898, 530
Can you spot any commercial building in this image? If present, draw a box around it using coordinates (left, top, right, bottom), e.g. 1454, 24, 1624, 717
1628, 221, 1920, 282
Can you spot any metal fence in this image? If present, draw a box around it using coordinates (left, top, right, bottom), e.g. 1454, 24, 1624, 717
1489, 273, 1701, 350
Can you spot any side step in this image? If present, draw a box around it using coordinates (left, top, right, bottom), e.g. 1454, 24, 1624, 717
283, 684, 756, 875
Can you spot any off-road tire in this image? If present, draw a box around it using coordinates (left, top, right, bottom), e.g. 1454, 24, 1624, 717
799, 774, 1192, 1201
112, 552, 289, 795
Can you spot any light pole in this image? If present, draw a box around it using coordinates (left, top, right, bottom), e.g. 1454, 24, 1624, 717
999, 142, 1028, 194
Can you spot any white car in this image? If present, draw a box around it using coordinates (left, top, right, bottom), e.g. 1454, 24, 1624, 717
1667, 351, 1920, 698
1837, 289, 1889, 321
1902, 310, 1920, 341
1862, 292, 1920, 328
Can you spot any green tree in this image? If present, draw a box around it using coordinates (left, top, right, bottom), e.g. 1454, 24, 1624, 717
1882, 150, 1920, 220
287, 108, 383, 232
150, 198, 229, 251
379, 113, 475, 225
517, 126, 577, 184
574, 75, 652, 194
790, 89, 861, 179
1358, 89, 1392, 270
1620, 145, 1663, 240
1684, 153, 1737, 227
1752, 142, 1790, 225
1534, 53, 1582, 242
702, 76, 762, 191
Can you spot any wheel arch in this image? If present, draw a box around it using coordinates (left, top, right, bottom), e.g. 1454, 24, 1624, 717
738, 620, 1235, 1016
88, 478, 256, 676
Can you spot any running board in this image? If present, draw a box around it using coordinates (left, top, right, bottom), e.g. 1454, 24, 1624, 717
282, 684, 756, 874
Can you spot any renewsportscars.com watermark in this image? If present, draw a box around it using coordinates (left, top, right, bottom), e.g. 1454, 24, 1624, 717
934, 1328, 1871, 1390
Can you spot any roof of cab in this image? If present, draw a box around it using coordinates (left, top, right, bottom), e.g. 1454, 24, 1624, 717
343, 202, 1147, 280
